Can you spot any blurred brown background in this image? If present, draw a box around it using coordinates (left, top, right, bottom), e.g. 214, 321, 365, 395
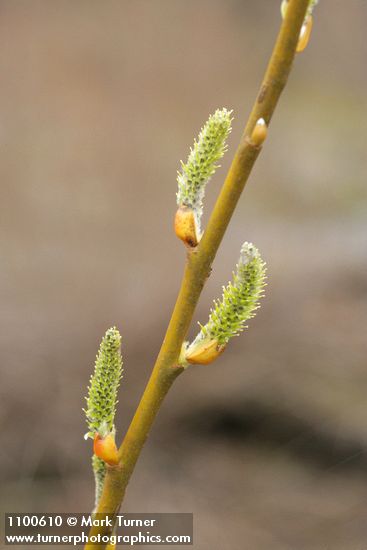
0, 1, 367, 548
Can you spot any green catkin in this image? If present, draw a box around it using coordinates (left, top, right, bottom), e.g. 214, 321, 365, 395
84, 327, 123, 439
84, 327, 123, 508
176, 108, 232, 233
189, 242, 266, 350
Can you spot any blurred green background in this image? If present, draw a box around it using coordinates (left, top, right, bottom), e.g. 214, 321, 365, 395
0, 1, 366, 548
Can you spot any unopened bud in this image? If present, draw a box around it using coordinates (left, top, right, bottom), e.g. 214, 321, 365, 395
296, 16, 313, 53
250, 118, 268, 147
280, 0, 288, 19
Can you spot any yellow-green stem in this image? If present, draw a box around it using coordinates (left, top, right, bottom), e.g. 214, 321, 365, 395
84, 1, 309, 547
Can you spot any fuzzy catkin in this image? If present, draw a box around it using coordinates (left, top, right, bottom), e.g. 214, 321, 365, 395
84, 327, 123, 439
192, 242, 266, 347
84, 327, 123, 508
176, 108, 232, 232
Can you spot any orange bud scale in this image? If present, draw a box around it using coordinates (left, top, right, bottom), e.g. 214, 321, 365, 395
174, 206, 199, 248
93, 433, 119, 466
186, 338, 226, 365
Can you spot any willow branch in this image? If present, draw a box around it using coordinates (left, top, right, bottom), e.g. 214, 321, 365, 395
84, 1, 309, 547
